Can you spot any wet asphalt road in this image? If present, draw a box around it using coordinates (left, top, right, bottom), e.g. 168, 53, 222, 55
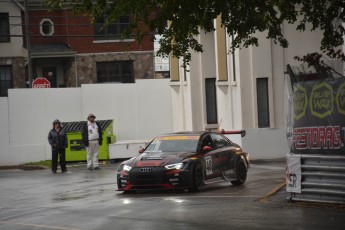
0, 161, 345, 230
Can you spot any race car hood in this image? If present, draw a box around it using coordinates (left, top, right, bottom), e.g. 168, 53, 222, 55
130, 151, 193, 167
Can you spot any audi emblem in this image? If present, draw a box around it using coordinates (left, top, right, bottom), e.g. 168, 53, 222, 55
140, 167, 152, 172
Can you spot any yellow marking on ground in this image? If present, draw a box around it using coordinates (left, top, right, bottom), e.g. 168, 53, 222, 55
258, 182, 286, 203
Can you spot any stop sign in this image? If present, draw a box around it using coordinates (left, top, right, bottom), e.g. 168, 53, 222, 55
32, 78, 51, 88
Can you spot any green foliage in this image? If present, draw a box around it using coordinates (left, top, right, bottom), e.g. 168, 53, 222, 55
44, 0, 345, 65
24, 160, 52, 167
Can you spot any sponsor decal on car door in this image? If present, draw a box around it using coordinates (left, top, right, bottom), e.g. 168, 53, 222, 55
205, 156, 213, 175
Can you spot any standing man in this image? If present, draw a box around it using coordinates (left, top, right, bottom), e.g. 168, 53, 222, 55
48, 119, 68, 173
82, 114, 103, 170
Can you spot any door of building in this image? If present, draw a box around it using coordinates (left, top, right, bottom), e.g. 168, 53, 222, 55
42, 67, 57, 88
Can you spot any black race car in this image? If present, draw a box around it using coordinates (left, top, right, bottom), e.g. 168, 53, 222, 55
117, 131, 249, 192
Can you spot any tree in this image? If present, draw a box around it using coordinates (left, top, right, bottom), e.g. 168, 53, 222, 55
45, 0, 345, 66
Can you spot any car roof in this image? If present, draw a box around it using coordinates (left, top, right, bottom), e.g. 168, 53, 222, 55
157, 131, 212, 137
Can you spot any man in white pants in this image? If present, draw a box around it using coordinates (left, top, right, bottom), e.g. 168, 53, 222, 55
82, 114, 103, 170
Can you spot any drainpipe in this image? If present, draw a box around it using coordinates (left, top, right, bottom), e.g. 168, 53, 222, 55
74, 55, 78, 87
24, 0, 33, 87
13, 0, 25, 11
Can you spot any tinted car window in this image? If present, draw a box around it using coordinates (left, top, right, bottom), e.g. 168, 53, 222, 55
211, 133, 230, 149
145, 135, 199, 152
200, 134, 214, 149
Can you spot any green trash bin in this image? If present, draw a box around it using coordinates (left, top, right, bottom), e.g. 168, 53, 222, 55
62, 120, 116, 162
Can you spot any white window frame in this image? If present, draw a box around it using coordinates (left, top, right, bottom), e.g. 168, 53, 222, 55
40, 19, 54, 36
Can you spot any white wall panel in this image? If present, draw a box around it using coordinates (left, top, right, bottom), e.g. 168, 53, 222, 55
0, 80, 173, 165
136, 79, 173, 140
8, 145, 45, 165
81, 83, 138, 140
242, 128, 289, 159
44, 88, 83, 158
0, 98, 9, 164
8, 89, 46, 146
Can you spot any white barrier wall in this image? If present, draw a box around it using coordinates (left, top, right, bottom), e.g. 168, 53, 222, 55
242, 128, 289, 159
0, 79, 173, 165
0, 78, 288, 165
0, 98, 10, 163
81, 79, 173, 140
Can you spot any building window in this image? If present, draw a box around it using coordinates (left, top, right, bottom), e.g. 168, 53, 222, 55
0, 13, 10, 43
94, 15, 131, 40
0, 66, 12, 97
96, 61, 134, 83
211, 133, 229, 148
257, 78, 270, 128
40, 19, 54, 36
205, 78, 218, 124
231, 34, 236, 82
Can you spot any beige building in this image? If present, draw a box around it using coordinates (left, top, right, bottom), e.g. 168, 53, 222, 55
0, 1, 27, 96
169, 19, 344, 159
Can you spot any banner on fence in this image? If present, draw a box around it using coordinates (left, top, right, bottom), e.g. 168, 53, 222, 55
288, 78, 345, 154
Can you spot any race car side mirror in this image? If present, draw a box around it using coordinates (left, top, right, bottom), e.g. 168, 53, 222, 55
139, 148, 145, 154
202, 146, 213, 152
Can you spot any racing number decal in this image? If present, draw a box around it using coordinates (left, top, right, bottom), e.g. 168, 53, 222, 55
205, 156, 213, 175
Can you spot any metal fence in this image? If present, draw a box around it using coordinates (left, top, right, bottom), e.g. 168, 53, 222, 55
288, 154, 345, 204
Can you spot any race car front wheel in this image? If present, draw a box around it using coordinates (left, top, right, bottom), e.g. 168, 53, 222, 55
230, 159, 247, 185
188, 164, 203, 192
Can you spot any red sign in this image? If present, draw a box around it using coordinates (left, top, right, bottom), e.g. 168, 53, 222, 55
32, 78, 51, 88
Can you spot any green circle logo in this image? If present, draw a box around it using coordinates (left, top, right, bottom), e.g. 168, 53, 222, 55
293, 85, 307, 120
309, 82, 333, 119
336, 82, 345, 115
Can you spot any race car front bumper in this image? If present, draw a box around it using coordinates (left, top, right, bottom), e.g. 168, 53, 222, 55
117, 167, 192, 191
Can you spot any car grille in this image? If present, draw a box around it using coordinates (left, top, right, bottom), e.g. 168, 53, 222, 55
129, 167, 165, 185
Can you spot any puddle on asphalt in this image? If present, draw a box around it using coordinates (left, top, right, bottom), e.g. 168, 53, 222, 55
52, 193, 88, 202
52, 187, 112, 203
76, 180, 90, 184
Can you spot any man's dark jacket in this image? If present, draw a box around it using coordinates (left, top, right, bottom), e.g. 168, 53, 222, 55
82, 121, 103, 147
48, 128, 68, 149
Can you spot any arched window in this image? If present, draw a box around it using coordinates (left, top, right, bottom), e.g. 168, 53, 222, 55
40, 19, 54, 36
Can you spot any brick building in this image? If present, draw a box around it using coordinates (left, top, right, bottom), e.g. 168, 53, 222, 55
0, 0, 157, 95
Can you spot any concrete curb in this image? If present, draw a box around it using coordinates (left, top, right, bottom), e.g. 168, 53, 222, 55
0, 165, 49, 170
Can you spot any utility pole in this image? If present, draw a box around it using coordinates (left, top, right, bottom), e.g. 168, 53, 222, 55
24, 0, 33, 87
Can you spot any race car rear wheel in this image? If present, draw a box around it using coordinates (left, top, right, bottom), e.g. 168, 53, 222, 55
188, 164, 203, 192
230, 159, 247, 185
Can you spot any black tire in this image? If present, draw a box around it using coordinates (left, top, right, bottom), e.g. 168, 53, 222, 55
230, 159, 247, 185
123, 190, 135, 194
188, 164, 203, 192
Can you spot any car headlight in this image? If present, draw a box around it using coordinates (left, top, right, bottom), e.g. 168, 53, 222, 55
165, 163, 184, 170
121, 164, 132, 172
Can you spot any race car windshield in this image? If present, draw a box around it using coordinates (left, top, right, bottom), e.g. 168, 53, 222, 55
145, 136, 199, 153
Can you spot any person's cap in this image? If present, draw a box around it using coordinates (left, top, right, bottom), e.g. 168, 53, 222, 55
53, 119, 61, 124
87, 114, 96, 119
